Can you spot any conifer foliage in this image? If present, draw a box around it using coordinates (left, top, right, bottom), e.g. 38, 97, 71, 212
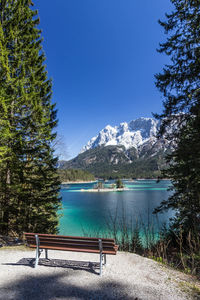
155, 0, 200, 235
0, 0, 61, 236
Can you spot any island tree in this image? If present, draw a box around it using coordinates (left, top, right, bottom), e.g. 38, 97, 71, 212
115, 179, 124, 189
0, 0, 61, 236
154, 0, 200, 237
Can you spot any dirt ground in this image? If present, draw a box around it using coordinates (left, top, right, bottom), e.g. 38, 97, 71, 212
0, 247, 199, 300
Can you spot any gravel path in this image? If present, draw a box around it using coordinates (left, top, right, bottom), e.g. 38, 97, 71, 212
0, 248, 198, 300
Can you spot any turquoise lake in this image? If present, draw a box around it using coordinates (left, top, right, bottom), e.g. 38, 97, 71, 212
59, 180, 173, 237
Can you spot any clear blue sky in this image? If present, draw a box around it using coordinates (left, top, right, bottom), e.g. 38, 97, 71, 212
34, 0, 173, 159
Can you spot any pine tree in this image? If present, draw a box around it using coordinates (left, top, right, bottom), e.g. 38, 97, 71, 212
0, 0, 61, 236
155, 0, 200, 235
0, 0, 21, 234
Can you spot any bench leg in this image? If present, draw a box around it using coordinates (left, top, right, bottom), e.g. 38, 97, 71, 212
45, 249, 48, 259
35, 247, 39, 268
103, 254, 107, 266
98, 239, 103, 276
35, 249, 43, 268
99, 252, 103, 276
35, 234, 41, 268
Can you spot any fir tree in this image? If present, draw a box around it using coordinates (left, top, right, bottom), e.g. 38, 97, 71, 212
0, 0, 21, 234
0, 0, 61, 236
154, 0, 200, 235
155, 116, 200, 235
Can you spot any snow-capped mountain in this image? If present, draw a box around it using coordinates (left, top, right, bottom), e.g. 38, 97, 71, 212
81, 118, 160, 153
61, 117, 172, 178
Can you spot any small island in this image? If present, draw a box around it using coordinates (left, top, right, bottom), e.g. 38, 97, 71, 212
80, 179, 129, 192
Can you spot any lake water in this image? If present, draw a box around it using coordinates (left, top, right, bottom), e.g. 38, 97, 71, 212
59, 180, 173, 237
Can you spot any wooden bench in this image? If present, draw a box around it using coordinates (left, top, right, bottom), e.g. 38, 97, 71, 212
24, 233, 118, 276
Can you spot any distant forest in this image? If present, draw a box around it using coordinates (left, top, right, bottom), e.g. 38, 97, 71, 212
59, 169, 95, 182
58, 166, 161, 180
81, 158, 163, 179
59, 154, 163, 180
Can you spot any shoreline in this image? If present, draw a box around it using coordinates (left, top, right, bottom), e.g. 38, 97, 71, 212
61, 178, 170, 185
80, 188, 129, 192
61, 180, 97, 184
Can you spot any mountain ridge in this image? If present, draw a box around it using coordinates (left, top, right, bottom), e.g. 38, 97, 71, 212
60, 117, 172, 179
81, 117, 161, 153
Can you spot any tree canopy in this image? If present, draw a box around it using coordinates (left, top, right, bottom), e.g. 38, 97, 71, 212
0, 0, 61, 236
155, 0, 200, 235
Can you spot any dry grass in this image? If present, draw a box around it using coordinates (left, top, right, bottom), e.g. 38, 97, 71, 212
0, 245, 33, 251
178, 281, 200, 299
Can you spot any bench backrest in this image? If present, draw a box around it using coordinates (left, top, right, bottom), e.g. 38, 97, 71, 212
24, 233, 118, 255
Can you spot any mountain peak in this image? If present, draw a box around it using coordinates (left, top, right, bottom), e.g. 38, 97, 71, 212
81, 117, 159, 153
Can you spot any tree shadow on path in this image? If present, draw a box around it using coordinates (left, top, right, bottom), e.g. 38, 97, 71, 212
0, 272, 141, 300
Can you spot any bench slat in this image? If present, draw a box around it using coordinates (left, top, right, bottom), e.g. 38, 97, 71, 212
26, 240, 116, 251
24, 232, 115, 242
28, 244, 117, 254
26, 236, 115, 246
28, 242, 115, 250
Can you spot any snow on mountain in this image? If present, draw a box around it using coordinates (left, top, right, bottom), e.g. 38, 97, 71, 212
81, 118, 160, 153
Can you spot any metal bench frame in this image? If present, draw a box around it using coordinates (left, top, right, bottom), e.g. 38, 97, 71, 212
26, 234, 117, 276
